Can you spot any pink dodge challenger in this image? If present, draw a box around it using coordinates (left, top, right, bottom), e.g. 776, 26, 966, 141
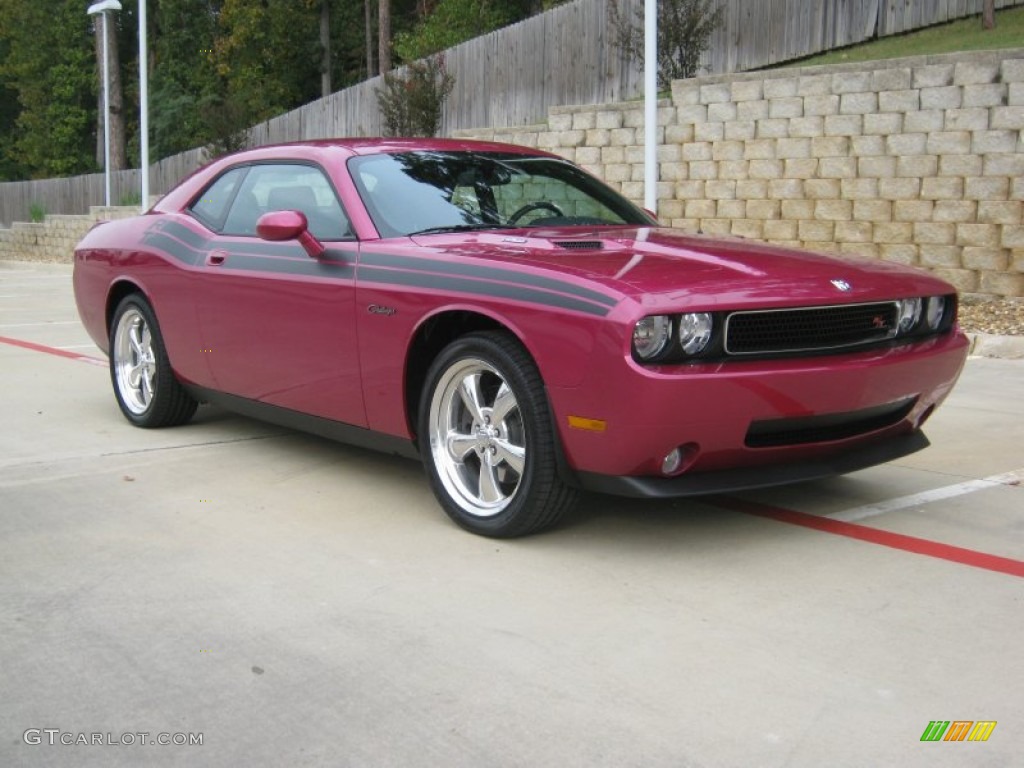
73, 139, 969, 537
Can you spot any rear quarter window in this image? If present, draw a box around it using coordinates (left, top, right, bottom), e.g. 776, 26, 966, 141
189, 167, 246, 231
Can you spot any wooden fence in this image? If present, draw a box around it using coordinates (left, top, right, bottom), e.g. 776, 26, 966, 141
3, 0, 1022, 226
249, 0, 645, 145
0, 148, 208, 228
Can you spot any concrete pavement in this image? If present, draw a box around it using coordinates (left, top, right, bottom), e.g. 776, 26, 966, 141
2, 261, 1022, 767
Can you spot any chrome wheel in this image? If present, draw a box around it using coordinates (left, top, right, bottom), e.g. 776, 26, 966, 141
108, 295, 197, 428
419, 331, 577, 537
113, 307, 156, 415
428, 358, 526, 517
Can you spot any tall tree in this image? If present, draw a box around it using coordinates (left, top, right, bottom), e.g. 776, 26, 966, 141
0, 0, 97, 178
379, 0, 392, 73
0, 33, 25, 180
365, 0, 376, 78
92, 11, 127, 172
149, 0, 222, 158
214, 0, 321, 122
325, 0, 378, 87
321, 1, 332, 96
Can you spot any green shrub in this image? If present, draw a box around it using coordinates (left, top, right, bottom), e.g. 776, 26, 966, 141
376, 56, 456, 138
609, 0, 725, 88
29, 202, 46, 223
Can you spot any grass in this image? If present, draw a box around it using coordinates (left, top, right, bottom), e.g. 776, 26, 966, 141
783, 6, 1024, 68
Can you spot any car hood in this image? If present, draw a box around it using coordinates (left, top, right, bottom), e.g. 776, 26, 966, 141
410, 226, 954, 311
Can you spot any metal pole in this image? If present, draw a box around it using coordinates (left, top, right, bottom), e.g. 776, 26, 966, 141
643, 0, 657, 214
139, 0, 149, 212
87, 2, 122, 206
102, 12, 111, 207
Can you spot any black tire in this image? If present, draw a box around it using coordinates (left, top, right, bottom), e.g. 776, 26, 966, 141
418, 331, 577, 537
109, 294, 198, 428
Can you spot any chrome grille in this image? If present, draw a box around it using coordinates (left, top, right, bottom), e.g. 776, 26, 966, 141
725, 302, 899, 355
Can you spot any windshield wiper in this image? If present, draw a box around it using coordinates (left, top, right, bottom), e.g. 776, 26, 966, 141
408, 223, 513, 236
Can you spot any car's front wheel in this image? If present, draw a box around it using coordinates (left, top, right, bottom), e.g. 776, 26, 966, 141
109, 295, 197, 428
419, 331, 577, 537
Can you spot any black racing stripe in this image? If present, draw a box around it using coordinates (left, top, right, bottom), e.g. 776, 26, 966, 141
359, 266, 610, 317
224, 240, 319, 258
146, 220, 352, 276
141, 231, 205, 266
152, 218, 210, 250
156, 219, 352, 260
362, 251, 619, 308
144, 219, 611, 314
220, 253, 355, 279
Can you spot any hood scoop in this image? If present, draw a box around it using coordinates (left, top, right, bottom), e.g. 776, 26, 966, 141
553, 240, 604, 250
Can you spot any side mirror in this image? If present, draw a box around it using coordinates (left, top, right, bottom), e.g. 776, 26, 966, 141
256, 210, 326, 258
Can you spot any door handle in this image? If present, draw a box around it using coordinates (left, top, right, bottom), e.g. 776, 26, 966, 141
206, 249, 228, 266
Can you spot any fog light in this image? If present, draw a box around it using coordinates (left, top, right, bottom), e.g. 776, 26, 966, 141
662, 448, 682, 475
661, 443, 700, 476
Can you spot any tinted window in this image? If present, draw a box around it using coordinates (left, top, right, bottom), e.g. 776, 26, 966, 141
349, 151, 653, 238
221, 163, 352, 240
189, 167, 246, 230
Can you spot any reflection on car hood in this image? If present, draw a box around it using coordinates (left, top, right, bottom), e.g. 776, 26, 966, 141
411, 226, 954, 310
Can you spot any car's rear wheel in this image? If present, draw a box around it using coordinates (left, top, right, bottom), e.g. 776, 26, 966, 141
110, 295, 197, 428
419, 331, 577, 537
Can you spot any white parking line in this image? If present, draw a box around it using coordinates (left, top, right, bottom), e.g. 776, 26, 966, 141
56, 344, 100, 350
828, 468, 1024, 523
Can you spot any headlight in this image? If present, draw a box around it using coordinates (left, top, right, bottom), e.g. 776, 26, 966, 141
925, 296, 946, 330
897, 298, 922, 334
678, 312, 713, 355
633, 315, 671, 360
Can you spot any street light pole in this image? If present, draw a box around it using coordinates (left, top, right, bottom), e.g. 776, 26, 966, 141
87, 1, 122, 208
643, 0, 657, 214
139, 0, 149, 212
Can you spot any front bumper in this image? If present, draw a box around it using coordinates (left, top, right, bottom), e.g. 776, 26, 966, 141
548, 330, 968, 494
576, 429, 929, 497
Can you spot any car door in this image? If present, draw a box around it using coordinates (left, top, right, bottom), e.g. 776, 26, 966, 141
187, 161, 367, 427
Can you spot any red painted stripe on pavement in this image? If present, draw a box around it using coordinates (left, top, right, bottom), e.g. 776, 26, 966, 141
711, 496, 1024, 579
0, 335, 106, 366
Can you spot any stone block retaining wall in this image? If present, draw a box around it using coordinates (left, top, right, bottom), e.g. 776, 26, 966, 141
0, 207, 140, 263
457, 49, 1024, 297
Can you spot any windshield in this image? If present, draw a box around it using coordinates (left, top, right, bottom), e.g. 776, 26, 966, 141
348, 151, 654, 238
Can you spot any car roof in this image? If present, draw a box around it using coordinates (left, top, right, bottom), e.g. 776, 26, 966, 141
230, 137, 560, 159
150, 138, 564, 215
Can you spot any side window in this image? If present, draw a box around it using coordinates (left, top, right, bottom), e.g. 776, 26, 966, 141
221, 163, 352, 240
189, 167, 246, 231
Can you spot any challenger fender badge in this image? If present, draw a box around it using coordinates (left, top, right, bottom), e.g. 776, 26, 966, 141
830, 279, 852, 292
367, 304, 396, 316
